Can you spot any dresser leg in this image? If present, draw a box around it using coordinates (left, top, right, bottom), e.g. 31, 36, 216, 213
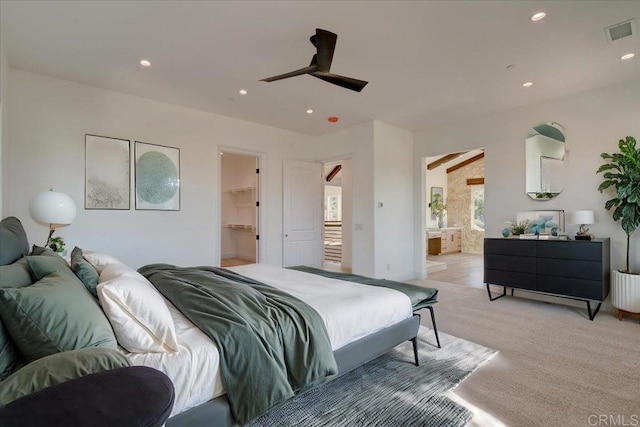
587, 301, 602, 321
486, 283, 506, 301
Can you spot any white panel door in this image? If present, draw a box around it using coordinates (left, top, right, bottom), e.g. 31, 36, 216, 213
283, 160, 322, 267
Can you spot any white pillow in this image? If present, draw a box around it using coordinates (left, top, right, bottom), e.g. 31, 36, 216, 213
84, 252, 123, 274
99, 262, 144, 283
97, 274, 179, 354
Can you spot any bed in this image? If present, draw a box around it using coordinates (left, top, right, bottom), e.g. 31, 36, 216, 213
131, 263, 439, 426
0, 217, 439, 426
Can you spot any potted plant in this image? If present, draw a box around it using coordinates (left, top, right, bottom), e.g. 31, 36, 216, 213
432, 197, 447, 228
597, 136, 640, 320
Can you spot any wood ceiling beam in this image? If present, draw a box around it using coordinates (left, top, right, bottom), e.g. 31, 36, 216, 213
466, 177, 485, 185
447, 152, 484, 174
326, 164, 342, 182
426, 152, 468, 170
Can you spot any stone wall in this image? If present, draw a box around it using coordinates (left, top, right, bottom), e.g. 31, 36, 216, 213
447, 156, 485, 253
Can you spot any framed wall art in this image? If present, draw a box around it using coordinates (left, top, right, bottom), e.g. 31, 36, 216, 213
516, 210, 565, 235
85, 134, 130, 210
135, 141, 180, 211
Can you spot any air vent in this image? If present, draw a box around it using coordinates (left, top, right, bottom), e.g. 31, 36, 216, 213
605, 19, 636, 43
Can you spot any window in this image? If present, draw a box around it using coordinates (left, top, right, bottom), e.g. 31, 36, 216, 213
471, 186, 484, 230
325, 195, 342, 221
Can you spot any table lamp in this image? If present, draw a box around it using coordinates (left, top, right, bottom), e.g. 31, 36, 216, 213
29, 188, 77, 252
572, 210, 594, 240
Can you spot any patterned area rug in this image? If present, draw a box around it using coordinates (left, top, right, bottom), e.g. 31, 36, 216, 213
249, 326, 497, 427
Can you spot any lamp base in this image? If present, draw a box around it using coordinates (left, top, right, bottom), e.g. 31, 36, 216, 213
575, 234, 592, 241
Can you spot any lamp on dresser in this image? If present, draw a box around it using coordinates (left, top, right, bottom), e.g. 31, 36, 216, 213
572, 210, 594, 240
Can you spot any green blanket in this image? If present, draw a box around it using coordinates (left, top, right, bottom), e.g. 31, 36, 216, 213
288, 266, 438, 311
138, 264, 337, 424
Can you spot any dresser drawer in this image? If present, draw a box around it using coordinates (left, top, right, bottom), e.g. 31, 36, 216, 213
537, 258, 602, 280
536, 275, 605, 300
486, 254, 536, 273
485, 269, 536, 290
536, 241, 602, 261
485, 239, 536, 256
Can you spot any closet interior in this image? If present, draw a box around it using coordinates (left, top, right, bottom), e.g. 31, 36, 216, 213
220, 152, 258, 267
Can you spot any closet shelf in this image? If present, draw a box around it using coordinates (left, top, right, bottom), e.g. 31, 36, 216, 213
226, 187, 255, 194
227, 224, 256, 232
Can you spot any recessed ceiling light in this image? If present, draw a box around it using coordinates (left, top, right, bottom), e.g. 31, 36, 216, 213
139, 59, 151, 67
620, 53, 635, 60
522, 81, 533, 88
530, 12, 546, 22
306, 109, 314, 114
239, 89, 248, 95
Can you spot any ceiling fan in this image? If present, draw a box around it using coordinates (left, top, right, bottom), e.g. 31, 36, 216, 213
260, 28, 368, 92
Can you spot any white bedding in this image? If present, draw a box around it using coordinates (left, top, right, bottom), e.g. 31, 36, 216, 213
127, 264, 413, 416
227, 264, 413, 350
126, 303, 225, 416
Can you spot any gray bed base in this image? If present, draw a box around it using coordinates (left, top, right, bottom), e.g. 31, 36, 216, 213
166, 314, 422, 427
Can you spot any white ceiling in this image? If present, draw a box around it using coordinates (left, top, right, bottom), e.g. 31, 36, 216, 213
1, 1, 639, 136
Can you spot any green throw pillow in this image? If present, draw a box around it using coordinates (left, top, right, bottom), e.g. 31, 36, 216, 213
70, 247, 99, 298
0, 258, 32, 380
0, 347, 131, 405
0, 258, 33, 289
30, 245, 55, 256
0, 319, 21, 381
0, 271, 118, 362
25, 253, 73, 281
0, 217, 30, 265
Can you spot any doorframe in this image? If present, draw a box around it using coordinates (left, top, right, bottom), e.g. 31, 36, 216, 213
321, 154, 354, 270
419, 155, 428, 279
216, 145, 265, 266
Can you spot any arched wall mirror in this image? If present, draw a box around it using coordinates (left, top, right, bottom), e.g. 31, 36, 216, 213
525, 122, 566, 200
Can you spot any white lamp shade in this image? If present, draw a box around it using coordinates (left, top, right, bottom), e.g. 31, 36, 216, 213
29, 191, 77, 229
572, 210, 594, 225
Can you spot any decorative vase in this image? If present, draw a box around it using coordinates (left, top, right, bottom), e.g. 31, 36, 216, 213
437, 215, 444, 228
611, 270, 640, 313
501, 228, 510, 238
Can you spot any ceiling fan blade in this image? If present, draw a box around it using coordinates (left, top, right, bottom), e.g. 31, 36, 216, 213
260, 65, 317, 82
314, 29, 337, 72
311, 71, 368, 92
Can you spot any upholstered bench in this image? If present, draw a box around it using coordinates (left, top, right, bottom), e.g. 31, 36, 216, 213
0, 365, 175, 427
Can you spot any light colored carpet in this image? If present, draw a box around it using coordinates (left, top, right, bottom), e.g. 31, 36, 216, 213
409, 279, 640, 427
248, 326, 497, 426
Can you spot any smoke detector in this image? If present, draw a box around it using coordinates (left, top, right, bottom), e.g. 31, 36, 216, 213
604, 19, 636, 43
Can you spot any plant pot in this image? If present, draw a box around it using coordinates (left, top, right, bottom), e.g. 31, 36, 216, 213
611, 270, 640, 313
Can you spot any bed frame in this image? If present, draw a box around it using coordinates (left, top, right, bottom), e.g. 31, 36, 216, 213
166, 314, 422, 427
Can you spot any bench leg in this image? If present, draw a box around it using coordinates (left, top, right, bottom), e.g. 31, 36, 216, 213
411, 337, 419, 366
427, 305, 441, 349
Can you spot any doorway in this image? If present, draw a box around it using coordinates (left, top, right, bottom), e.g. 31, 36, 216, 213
322, 159, 352, 273
323, 162, 343, 270
423, 149, 485, 287
220, 151, 259, 267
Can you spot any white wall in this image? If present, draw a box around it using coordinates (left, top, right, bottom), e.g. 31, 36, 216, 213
424, 155, 448, 229
414, 79, 640, 275
373, 121, 414, 280
7, 70, 310, 268
0, 41, 9, 216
